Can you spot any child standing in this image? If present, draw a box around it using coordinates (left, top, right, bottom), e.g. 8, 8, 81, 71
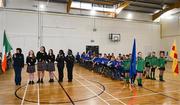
158, 52, 167, 82
122, 55, 131, 84
47, 49, 55, 82
150, 52, 158, 80
26, 50, 36, 84
145, 53, 151, 79
136, 52, 145, 87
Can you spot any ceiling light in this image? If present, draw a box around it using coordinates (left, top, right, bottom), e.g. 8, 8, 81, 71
39, 4, 46, 11
127, 13, 132, 19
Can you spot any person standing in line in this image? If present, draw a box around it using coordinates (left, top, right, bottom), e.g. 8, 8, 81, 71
150, 52, 158, 80
47, 49, 55, 82
158, 52, 167, 82
26, 50, 36, 84
65, 49, 75, 82
136, 52, 145, 87
56, 50, 65, 82
144, 53, 151, 79
36, 46, 47, 83
13, 48, 24, 86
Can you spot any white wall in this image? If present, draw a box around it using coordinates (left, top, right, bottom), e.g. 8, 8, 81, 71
0, 9, 160, 57
160, 13, 180, 59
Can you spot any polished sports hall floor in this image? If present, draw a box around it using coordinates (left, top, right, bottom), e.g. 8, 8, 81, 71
0, 63, 180, 105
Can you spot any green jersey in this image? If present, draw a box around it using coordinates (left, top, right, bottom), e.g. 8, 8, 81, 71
145, 56, 151, 67
137, 57, 145, 71
158, 57, 166, 68
123, 58, 130, 71
151, 56, 158, 68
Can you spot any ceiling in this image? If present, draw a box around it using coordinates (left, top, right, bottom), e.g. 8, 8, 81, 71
39, 0, 180, 14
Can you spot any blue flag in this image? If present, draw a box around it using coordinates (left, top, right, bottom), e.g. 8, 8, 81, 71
129, 39, 136, 78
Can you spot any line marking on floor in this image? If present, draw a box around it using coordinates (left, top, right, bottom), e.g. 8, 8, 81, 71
74, 78, 110, 105
74, 72, 127, 105
21, 80, 29, 105
37, 83, 40, 105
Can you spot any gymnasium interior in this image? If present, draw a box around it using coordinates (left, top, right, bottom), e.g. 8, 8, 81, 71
0, 0, 180, 105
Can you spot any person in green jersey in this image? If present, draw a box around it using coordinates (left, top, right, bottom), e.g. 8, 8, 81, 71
123, 54, 131, 84
136, 52, 145, 87
158, 52, 167, 82
144, 52, 151, 79
150, 52, 158, 80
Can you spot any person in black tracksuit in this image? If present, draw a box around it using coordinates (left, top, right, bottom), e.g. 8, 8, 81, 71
13, 48, 24, 86
65, 49, 75, 82
56, 50, 65, 82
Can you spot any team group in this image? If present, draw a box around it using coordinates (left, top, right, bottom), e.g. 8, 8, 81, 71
77, 51, 166, 87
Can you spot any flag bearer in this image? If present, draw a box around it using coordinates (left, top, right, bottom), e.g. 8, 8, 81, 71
136, 52, 145, 87
158, 52, 167, 82
150, 52, 158, 80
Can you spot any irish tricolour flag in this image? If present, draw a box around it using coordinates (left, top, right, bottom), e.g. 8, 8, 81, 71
2, 31, 12, 73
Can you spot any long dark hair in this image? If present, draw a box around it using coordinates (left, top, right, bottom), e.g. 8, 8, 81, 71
40, 46, 46, 53
48, 49, 54, 56
59, 50, 65, 56
28, 50, 35, 58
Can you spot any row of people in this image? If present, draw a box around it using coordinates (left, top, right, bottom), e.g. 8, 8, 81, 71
13, 46, 75, 86
78, 51, 166, 87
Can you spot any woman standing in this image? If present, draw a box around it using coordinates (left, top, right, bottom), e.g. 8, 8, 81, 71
26, 50, 36, 84
56, 50, 65, 82
65, 49, 75, 82
47, 49, 55, 82
13, 48, 24, 86
36, 46, 47, 83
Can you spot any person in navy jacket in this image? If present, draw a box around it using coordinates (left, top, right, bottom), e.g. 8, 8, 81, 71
65, 49, 75, 82
13, 48, 24, 86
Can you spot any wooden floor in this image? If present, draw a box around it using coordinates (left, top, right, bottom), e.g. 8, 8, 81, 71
1, 63, 180, 105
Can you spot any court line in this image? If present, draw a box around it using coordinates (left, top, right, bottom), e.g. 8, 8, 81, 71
142, 86, 179, 101
74, 72, 127, 105
37, 83, 40, 105
21, 80, 29, 105
107, 89, 180, 101
74, 78, 110, 105
53, 73, 75, 105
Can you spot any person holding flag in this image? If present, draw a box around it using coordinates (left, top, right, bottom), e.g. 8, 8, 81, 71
2, 31, 13, 73
169, 41, 179, 75
129, 39, 136, 86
